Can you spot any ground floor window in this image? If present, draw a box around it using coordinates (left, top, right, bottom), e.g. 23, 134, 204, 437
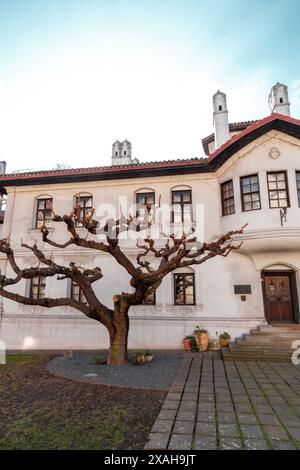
174, 273, 195, 305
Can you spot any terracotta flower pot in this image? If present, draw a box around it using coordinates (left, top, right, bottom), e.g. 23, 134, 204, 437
184, 338, 192, 351
194, 332, 209, 352
219, 337, 230, 347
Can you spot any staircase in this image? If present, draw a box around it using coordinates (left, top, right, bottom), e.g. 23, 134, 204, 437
222, 324, 300, 361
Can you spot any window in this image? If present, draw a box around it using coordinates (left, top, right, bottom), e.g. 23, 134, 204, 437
219, 105, 222, 111
267, 172, 290, 208
240, 174, 261, 211
71, 280, 87, 305
174, 273, 195, 305
30, 276, 46, 299
171, 190, 192, 223
221, 180, 235, 215
75, 195, 93, 226
143, 290, 156, 305
36, 198, 53, 229
136, 192, 155, 220
296, 172, 300, 206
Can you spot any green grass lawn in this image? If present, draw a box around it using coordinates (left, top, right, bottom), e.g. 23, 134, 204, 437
0, 354, 164, 450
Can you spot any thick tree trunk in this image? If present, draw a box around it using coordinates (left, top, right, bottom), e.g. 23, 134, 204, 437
107, 304, 130, 365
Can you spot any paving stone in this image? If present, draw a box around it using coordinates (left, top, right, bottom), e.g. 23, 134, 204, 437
244, 439, 270, 450
258, 414, 281, 426
218, 423, 240, 438
158, 409, 177, 420
286, 426, 300, 441
166, 392, 182, 401
219, 438, 243, 450
182, 392, 198, 401
241, 424, 264, 439
179, 401, 197, 412
193, 436, 217, 450
268, 396, 286, 405
216, 403, 235, 413
231, 395, 251, 404
216, 395, 232, 403
176, 411, 195, 422
197, 411, 215, 422
263, 425, 290, 441
237, 413, 258, 424
198, 402, 215, 412
270, 441, 296, 450
281, 415, 300, 426
235, 403, 253, 413
168, 434, 193, 450
151, 420, 173, 434
217, 412, 237, 423
195, 422, 217, 437
173, 420, 194, 435
199, 394, 215, 402
161, 400, 180, 410
144, 433, 170, 450
253, 404, 274, 414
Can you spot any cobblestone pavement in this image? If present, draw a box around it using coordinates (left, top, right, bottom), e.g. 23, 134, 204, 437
145, 351, 300, 450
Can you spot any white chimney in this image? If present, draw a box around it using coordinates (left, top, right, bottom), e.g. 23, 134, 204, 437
111, 140, 139, 166
268, 82, 290, 116
213, 91, 230, 149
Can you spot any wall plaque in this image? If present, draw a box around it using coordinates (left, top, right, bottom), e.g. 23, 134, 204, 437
234, 285, 252, 295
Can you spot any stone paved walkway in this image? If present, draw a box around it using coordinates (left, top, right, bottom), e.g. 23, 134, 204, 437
145, 351, 300, 450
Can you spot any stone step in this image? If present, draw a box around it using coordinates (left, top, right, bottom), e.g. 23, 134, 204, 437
222, 348, 291, 362
258, 325, 300, 333
236, 339, 293, 350
244, 334, 300, 343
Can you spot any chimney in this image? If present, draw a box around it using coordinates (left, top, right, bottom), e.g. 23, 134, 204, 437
268, 82, 290, 116
111, 140, 139, 166
213, 91, 230, 149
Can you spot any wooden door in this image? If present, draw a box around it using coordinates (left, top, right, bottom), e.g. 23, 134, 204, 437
262, 273, 295, 323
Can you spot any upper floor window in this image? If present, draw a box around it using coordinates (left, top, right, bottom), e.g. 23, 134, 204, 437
296, 172, 300, 207
221, 180, 235, 216
240, 174, 261, 211
36, 198, 53, 229
267, 171, 290, 208
71, 280, 87, 305
75, 195, 93, 226
174, 273, 195, 305
171, 190, 192, 223
30, 276, 46, 299
136, 192, 155, 220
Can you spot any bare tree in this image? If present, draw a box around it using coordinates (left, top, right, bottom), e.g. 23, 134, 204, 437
0, 204, 245, 365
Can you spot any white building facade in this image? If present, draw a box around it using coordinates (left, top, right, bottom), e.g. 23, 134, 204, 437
0, 83, 300, 350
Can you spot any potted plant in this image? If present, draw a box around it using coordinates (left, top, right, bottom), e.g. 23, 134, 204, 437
133, 351, 146, 365
194, 326, 209, 352
144, 350, 153, 362
219, 332, 231, 347
183, 335, 197, 352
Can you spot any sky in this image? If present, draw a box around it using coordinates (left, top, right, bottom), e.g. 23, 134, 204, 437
0, 0, 300, 173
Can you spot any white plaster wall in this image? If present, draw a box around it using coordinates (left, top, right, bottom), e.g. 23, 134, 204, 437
1, 130, 300, 349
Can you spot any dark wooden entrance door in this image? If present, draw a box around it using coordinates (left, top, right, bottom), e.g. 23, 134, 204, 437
262, 272, 295, 323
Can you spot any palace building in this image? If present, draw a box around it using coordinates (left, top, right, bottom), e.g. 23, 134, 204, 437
0, 82, 300, 350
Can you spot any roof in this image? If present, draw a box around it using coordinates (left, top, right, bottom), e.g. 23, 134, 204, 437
201, 120, 259, 156
0, 113, 300, 187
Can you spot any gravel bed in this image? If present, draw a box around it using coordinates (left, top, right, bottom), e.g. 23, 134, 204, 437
47, 351, 182, 391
